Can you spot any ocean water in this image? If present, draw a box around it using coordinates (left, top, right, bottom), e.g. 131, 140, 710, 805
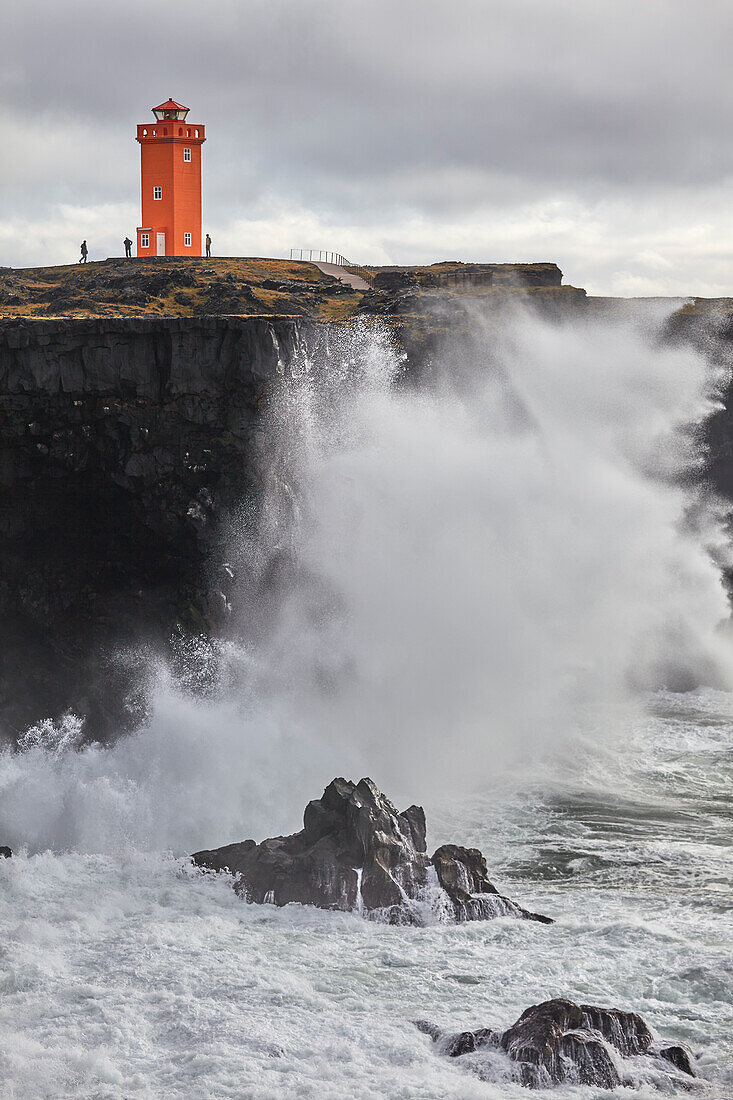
1, 306, 732, 1096
1, 689, 731, 1098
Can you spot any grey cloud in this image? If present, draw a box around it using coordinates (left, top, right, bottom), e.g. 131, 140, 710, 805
2, 0, 733, 289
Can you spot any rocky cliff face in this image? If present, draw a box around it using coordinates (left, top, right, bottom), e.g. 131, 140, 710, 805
0, 316, 304, 735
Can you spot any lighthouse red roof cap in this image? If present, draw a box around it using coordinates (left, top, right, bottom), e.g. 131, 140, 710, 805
153, 98, 189, 112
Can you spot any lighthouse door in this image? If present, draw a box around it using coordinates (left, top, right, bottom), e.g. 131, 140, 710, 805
156, 232, 165, 256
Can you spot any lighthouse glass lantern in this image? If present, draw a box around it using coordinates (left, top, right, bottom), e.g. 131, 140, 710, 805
153, 103, 189, 121
136, 99, 205, 257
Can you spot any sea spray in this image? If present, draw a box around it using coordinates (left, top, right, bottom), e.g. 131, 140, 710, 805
1, 303, 731, 855
224, 302, 732, 786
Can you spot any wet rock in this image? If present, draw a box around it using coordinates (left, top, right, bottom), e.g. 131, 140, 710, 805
443, 1028, 498, 1058
578, 1002, 652, 1056
418, 998, 697, 1090
659, 1044, 696, 1076
0, 846, 11, 857
432, 843, 497, 898
193, 777, 427, 915
192, 777, 552, 924
415, 1018, 500, 1057
433, 843, 553, 923
500, 999, 621, 1088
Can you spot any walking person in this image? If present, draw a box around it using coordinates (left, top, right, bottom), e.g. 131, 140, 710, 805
79, 240, 88, 264
205, 233, 211, 258
123, 236, 132, 258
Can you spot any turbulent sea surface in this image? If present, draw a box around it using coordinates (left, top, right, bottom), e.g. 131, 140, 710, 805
2, 307, 732, 1096
2, 690, 732, 1098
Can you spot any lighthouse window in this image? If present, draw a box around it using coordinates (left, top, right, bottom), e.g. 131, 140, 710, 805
184, 233, 192, 246
183, 148, 191, 162
140, 233, 149, 248
153, 186, 162, 200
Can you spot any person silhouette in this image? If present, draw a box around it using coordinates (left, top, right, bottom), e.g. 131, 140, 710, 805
79, 240, 88, 264
124, 237, 132, 258
205, 233, 211, 258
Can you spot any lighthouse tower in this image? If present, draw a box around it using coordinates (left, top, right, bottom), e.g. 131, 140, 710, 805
136, 99, 205, 257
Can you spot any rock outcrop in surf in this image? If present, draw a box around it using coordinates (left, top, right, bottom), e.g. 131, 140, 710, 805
191, 777, 552, 924
416, 997, 697, 1089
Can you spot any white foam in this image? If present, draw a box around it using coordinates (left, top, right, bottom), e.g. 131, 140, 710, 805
1, 694, 730, 1099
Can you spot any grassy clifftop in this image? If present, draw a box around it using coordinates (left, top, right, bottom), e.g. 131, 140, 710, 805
0, 257, 361, 322
0, 256, 582, 324
350, 260, 564, 288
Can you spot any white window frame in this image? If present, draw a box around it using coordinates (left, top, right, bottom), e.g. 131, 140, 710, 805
183, 147, 191, 162
140, 233, 149, 248
184, 232, 192, 247
153, 186, 162, 200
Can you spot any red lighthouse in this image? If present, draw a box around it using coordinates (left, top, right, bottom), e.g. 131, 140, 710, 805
136, 99, 205, 257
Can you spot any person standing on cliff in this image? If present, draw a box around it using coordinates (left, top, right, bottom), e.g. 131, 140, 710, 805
79, 240, 88, 264
205, 233, 211, 258
123, 236, 132, 258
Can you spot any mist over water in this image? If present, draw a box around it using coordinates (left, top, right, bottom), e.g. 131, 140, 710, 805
1, 302, 731, 855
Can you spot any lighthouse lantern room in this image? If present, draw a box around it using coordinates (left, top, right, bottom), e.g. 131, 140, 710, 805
136, 98, 205, 257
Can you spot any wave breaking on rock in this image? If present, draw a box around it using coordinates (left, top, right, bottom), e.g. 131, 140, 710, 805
416, 998, 697, 1090
192, 776, 553, 924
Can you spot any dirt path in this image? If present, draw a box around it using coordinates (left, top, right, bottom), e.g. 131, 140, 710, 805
312, 261, 371, 290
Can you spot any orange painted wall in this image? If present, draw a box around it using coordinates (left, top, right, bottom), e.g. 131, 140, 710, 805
136, 122, 205, 257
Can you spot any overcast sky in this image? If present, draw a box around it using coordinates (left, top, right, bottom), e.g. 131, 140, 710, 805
2, 0, 733, 295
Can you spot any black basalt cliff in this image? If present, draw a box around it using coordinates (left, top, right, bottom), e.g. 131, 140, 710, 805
0, 316, 304, 734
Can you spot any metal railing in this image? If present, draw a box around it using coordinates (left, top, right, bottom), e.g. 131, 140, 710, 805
289, 249, 351, 265
345, 265, 376, 287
